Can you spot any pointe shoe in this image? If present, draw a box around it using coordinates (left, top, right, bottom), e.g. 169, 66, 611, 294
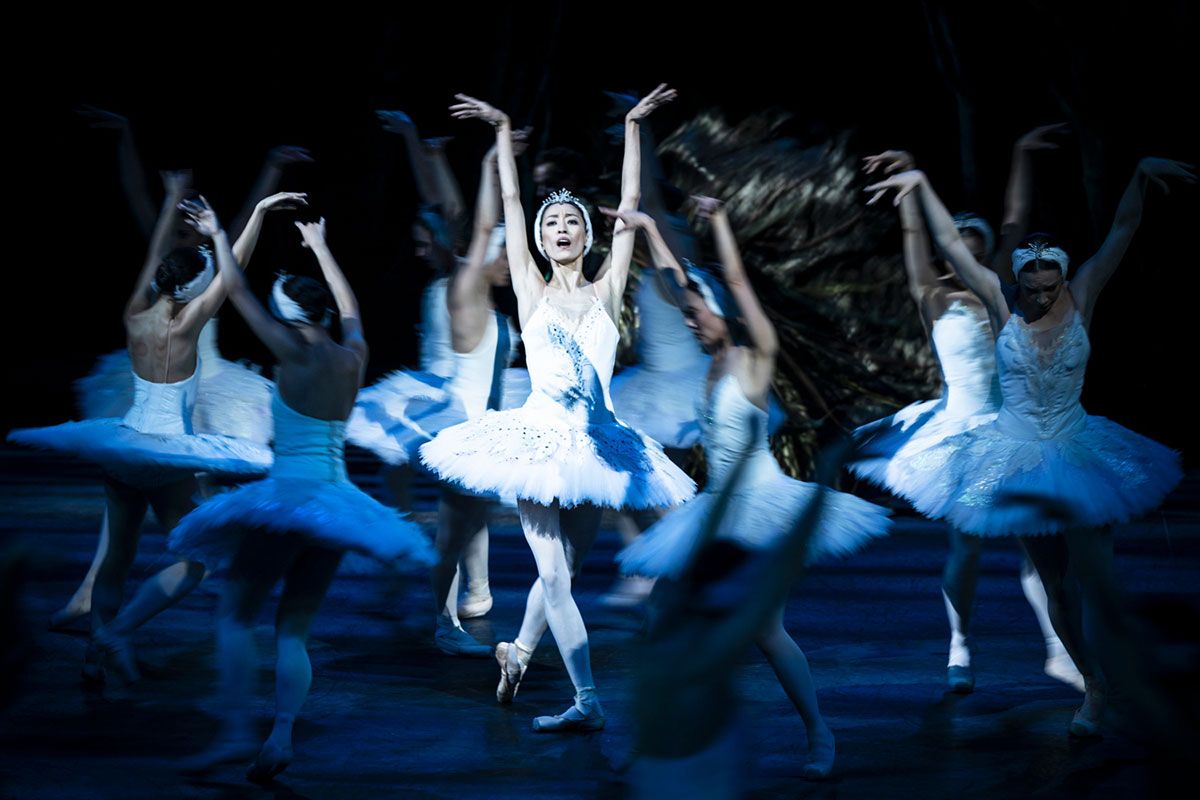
435, 621, 493, 658
495, 642, 527, 704
457, 589, 493, 620
531, 703, 605, 733
93, 629, 141, 684
947, 665, 975, 694
1045, 653, 1086, 693
1068, 685, 1105, 738
246, 740, 293, 784
802, 730, 836, 780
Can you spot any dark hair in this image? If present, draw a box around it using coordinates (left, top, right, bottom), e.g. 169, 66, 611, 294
281, 275, 333, 326
153, 246, 209, 298
1015, 232, 1066, 276
684, 266, 752, 346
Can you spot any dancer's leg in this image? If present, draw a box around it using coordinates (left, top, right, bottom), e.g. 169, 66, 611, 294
756, 606, 835, 779
1020, 534, 1104, 736
184, 530, 294, 772
942, 528, 982, 690
457, 521, 492, 619
1021, 556, 1084, 691
90, 479, 149, 630
248, 545, 343, 782
51, 510, 111, 629
431, 489, 490, 656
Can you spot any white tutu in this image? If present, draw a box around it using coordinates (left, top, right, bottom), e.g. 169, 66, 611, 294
850, 398, 997, 491
12, 366, 271, 487
8, 419, 271, 486
419, 393, 696, 509
170, 393, 434, 569
619, 376, 890, 578
897, 414, 1182, 537
849, 301, 1002, 497
74, 319, 274, 445
420, 296, 695, 510
895, 306, 1181, 536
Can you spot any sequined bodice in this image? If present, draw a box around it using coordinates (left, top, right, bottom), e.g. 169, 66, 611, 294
698, 375, 779, 488
994, 309, 1090, 440
932, 301, 1002, 417
522, 296, 618, 424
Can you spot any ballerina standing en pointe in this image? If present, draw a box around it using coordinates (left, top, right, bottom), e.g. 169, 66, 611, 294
420, 85, 695, 732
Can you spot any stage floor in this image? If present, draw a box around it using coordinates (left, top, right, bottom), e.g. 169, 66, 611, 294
1, 449, 1197, 798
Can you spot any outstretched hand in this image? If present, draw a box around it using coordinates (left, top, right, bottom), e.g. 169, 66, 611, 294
295, 217, 328, 249
862, 150, 915, 176
691, 195, 724, 221
179, 196, 220, 238
626, 84, 677, 122
256, 192, 309, 213
864, 170, 925, 206
599, 206, 654, 233
1016, 123, 1069, 152
449, 94, 509, 127
376, 110, 416, 135
1136, 157, 1196, 194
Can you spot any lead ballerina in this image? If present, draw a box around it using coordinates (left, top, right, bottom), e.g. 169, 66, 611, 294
422, 86, 695, 732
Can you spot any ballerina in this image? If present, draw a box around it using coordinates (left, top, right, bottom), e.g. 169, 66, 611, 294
852, 146, 1082, 693
865, 157, 1191, 737
615, 197, 890, 778
8, 183, 276, 683
421, 85, 694, 732
170, 206, 433, 781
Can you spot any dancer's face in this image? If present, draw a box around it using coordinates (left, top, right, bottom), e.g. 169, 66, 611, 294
540, 203, 586, 264
413, 223, 440, 270
682, 290, 728, 351
1017, 265, 1065, 318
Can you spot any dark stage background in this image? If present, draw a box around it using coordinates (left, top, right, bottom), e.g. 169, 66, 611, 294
7, 2, 1198, 462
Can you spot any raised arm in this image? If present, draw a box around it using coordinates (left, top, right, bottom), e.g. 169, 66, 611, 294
228, 145, 313, 240
1072, 158, 1195, 319
697, 196, 778, 359
864, 151, 939, 309
993, 124, 1068, 279
77, 106, 158, 237
450, 144, 508, 313
868, 170, 1008, 330
378, 110, 442, 209
425, 137, 465, 225
295, 219, 368, 362
232, 191, 309, 266
595, 84, 677, 300
450, 95, 542, 307
598, 208, 687, 288
183, 201, 308, 364
123, 171, 192, 319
